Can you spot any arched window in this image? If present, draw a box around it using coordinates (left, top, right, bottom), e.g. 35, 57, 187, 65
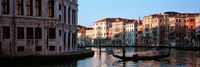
48, 0, 54, 17
2, 0, 9, 14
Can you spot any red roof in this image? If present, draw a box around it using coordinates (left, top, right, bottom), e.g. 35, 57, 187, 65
94, 18, 136, 23
86, 28, 93, 30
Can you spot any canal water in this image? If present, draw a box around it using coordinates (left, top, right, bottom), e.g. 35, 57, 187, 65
11, 47, 200, 67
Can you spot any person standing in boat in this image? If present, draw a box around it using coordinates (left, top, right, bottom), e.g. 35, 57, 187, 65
122, 48, 125, 58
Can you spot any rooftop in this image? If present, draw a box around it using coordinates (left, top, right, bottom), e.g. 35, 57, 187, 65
94, 18, 136, 23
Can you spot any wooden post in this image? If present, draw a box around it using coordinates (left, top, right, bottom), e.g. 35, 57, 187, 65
122, 48, 125, 59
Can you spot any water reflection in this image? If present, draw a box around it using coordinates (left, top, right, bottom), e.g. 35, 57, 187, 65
82, 47, 200, 67
138, 60, 160, 67
5, 47, 200, 67
9, 60, 78, 67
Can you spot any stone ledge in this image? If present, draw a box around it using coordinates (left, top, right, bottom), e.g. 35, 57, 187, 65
0, 49, 94, 65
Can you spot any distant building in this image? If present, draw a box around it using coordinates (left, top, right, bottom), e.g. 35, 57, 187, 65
86, 28, 93, 39
196, 14, 200, 35
111, 18, 127, 46
0, 0, 78, 56
196, 14, 200, 45
93, 18, 112, 45
93, 18, 112, 38
125, 21, 137, 46
77, 25, 86, 46
109, 18, 136, 46
85, 28, 94, 45
77, 26, 93, 46
142, 14, 167, 46
93, 18, 137, 46
136, 20, 143, 46
165, 12, 199, 46
141, 12, 199, 46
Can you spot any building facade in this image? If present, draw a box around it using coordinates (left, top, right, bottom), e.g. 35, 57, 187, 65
165, 12, 198, 46
109, 18, 135, 46
136, 20, 143, 46
0, 0, 78, 56
77, 25, 86, 46
93, 18, 112, 45
196, 15, 200, 35
93, 18, 112, 39
142, 14, 167, 46
85, 28, 93, 46
93, 18, 137, 46
196, 14, 200, 46
111, 19, 126, 46
125, 21, 137, 46
141, 12, 199, 46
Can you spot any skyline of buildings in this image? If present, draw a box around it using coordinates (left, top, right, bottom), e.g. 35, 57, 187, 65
79, 0, 200, 27
78, 11, 200, 47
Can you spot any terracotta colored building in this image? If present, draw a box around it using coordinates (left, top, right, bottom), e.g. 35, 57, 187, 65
165, 12, 199, 46
142, 14, 167, 46
85, 28, 94, 45
136, 20, 143, 46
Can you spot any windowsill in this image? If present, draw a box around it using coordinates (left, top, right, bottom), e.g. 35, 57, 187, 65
2, 39, 10, 40
49, 39, 55, 40
1, 13, 9, 15
17, 51, 24, 52
35, 39, 42, 40
17, 39, 25, 41
26, 39, 34, 40
48, 39, 56, 41
1, 15, 50, 20
49, 50, 55, 52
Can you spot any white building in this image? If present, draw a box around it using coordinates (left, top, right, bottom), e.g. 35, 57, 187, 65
93, 18, 112, 39
0, 0, 78, 56
196, 15, 200, 35
93, 18, 137, 46
93, 18, 112, 45
125, 21, 137, 46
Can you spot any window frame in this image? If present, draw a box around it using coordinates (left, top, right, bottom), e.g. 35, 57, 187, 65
35, 0, 41, 16
26, 27, 34, 39
48, 28, 56, 39
49, 46, 55, 51
17, 27, 24, 39
17, 46, 24, 52
48, 0, 54, 17
2, 26, 10, 39
36, 46, 42, 51
26, 0, 33, 16
35, 27, 42, 39
16, 0, 24, 15
2, 0, 9, 14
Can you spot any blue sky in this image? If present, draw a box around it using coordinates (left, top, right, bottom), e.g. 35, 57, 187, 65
78, 0, 200, 27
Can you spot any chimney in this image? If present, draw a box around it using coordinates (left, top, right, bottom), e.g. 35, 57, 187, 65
186, 13, 188, 17
137, 17, 140, 20
137, 17, 141, 24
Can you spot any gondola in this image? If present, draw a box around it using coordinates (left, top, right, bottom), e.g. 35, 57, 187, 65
112, 50, 170, 61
